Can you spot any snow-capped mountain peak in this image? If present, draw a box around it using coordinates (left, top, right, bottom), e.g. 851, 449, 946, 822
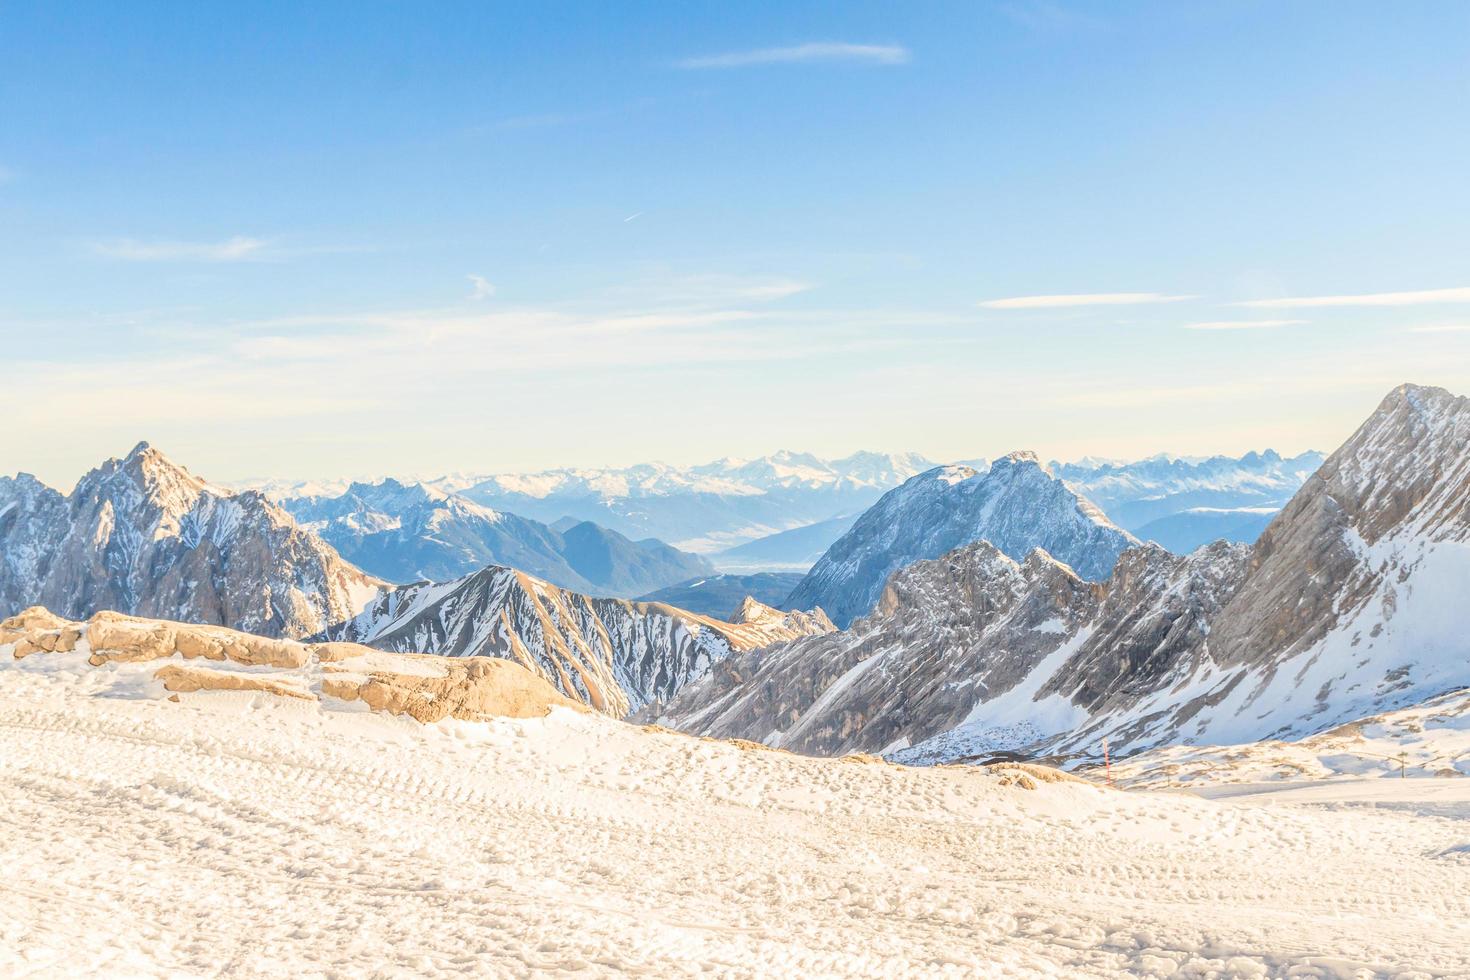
1, 444, 383, 637
785, 457, 1136, 627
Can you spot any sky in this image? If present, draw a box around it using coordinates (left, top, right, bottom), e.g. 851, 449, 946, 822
3, 0, 1469, 488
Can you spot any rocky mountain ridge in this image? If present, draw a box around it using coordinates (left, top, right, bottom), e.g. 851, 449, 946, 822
0, 443, 381, 638
320, 563, 835, 717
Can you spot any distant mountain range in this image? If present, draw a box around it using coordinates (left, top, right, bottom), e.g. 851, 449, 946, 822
645, 384, 1470, 767
1053, 449, 1325, 550
242, 448, 1323, 575
437, 450, 936, 554
282, 478, 712, 596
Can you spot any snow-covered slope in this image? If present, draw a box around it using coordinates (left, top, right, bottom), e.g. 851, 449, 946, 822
1053, 449, 1323, 551
785, 453, 1138, 627
1111, 686, 1470, 789
320, 564, 834, 716
0, 443, 381, 638
4, 613, 1468, 977
1111, 382, 1470, 751
283, 478, 712, 594
438, 450, 935, 553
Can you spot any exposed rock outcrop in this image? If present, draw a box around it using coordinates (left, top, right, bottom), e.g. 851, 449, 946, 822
1, 607, 577, 724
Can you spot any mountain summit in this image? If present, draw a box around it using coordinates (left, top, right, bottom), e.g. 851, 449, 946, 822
0, 444, 381, 638
785, 454, 1138, 627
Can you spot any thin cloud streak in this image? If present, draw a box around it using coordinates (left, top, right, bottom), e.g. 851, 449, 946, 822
1185, 319, 1307, 331
677, 43, 909, 70
1406, 324, 1470, 334
92, 236, 270, 262
979, 292, 1194, 309
467, 275, 496, 300
1237, 287, 1470, 308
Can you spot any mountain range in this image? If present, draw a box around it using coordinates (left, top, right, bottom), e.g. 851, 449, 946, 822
439, 450, 936, 554
242, 448, 1322, 576
645, 384, 1470, 766
0, 443, 381, 638
282, 478, 712, 596
1054, 449, 1324, 549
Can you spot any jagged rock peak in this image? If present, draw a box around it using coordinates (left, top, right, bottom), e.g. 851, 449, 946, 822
1, 445, 382, 639
731, 595, 775, 623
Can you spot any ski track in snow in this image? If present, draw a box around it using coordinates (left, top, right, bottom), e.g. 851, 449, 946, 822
2, 659, 1469, 978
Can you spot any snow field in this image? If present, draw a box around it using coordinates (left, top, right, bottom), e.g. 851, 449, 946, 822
2, 654, 1468, 978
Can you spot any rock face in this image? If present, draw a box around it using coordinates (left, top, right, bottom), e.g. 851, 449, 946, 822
284, 478, 712, 594
1090, 382, 1470, 752
0, 607, 579, 722
319, 564, 835, 717
651, 383, 1470, 765
644, 539, 1247, 759
785, 453, 1138, 627
0, 444, 382, 639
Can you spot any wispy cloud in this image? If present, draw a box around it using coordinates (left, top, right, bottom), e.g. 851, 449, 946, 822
1184, 319, 1307, 331
92, 236, 270, 262
600, 272, 813, 307
1406, 324, 1470, 334
676, 43, 910, 70
467, 275, 496, 300
623, 212, 644, 223
979, 292, 1194, 309
999, 2, 1102, 32
1237, 286, 1470, 308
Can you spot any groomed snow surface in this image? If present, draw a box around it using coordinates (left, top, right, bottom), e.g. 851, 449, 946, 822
3, 656, 1469, 977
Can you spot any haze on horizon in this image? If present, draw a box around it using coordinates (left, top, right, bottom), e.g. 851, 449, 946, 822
3, 1, 1469, 488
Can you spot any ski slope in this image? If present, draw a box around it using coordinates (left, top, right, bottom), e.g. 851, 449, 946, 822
2, 650, 1468, 977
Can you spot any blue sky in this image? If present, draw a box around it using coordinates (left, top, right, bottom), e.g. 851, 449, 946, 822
3, 1, 1469, 486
